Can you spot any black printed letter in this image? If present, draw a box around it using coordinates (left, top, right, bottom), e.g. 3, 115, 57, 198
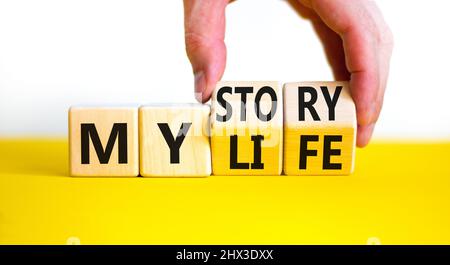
216, 86, 233, 122
323, 135, 342, 169
158, 122, 192, 164
298, 86, 320, 121
81, 123, 128, 164
321, 86, 342, 121
230, 135, 249, 169
255, 86, 277, 122
299, 135, 319, 169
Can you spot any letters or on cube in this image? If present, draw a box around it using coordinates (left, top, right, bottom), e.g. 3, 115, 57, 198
69, 106, 139, 177
210, 81, 283, 175
283, 81, 356, 175
139, 104, 211, 177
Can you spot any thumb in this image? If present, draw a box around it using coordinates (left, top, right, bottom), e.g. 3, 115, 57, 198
184, 0, 228, 103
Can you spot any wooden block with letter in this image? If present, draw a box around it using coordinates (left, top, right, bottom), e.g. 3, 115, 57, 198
69, 106, 139, 177
139, 104, 211, 177
283, 81, 356, 175
210, 81, 283, 175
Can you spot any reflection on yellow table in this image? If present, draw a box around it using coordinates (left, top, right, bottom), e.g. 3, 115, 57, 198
0, 139, 449, 244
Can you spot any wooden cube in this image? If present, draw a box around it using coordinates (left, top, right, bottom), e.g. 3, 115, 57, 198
139, 104, 211, 177
210, 81, 283, 175
283, 81, 356, 175
69, 106, 139, 177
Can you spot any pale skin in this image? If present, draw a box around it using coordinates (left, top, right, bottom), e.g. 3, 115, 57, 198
183, 0, 393, 147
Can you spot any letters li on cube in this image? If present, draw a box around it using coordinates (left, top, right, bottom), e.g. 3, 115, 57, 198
210, 81, 283, 175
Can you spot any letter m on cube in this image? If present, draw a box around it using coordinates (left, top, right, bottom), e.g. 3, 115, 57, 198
69, 106, 139, 177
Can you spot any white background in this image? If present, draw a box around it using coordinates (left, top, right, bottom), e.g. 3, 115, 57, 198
0, 0, 449, 138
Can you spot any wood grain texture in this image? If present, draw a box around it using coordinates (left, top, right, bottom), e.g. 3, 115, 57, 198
211, 81, 283, 175
69, 106, 139, 177
139, 104, 211, 177
283, 81, 356, 175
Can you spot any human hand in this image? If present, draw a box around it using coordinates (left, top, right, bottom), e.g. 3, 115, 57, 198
183, 0, 393, 147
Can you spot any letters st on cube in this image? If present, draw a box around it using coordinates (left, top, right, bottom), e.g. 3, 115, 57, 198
69, 81, 356, 177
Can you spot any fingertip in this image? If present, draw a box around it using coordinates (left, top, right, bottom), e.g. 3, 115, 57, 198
194, 69, 219, 103
356, 123, 375, 148
201, 83, 215, 103
194, 71, 206, 103
355, 102, 377, 127
187, 36, 226, 103
350, 71, 381, 126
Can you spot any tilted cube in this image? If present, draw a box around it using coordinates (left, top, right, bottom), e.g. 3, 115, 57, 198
283, 81, 356, 175
210, 81, 283, 175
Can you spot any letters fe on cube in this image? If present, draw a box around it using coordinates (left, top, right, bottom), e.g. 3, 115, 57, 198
284, 81, 356, 175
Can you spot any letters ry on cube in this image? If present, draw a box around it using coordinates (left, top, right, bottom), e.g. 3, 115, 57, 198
283, 81, 356, 175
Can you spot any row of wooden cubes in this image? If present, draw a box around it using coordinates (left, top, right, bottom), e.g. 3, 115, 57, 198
69, 81, 356, 177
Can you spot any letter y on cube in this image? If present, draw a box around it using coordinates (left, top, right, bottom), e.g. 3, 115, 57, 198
139, 104, 211, 177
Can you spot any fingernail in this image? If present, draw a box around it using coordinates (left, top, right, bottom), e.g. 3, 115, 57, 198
194, 71, 205, 103
358, 103, 378, 126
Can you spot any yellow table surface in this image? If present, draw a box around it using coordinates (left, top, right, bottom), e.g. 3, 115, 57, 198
0, 139, 449, 245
